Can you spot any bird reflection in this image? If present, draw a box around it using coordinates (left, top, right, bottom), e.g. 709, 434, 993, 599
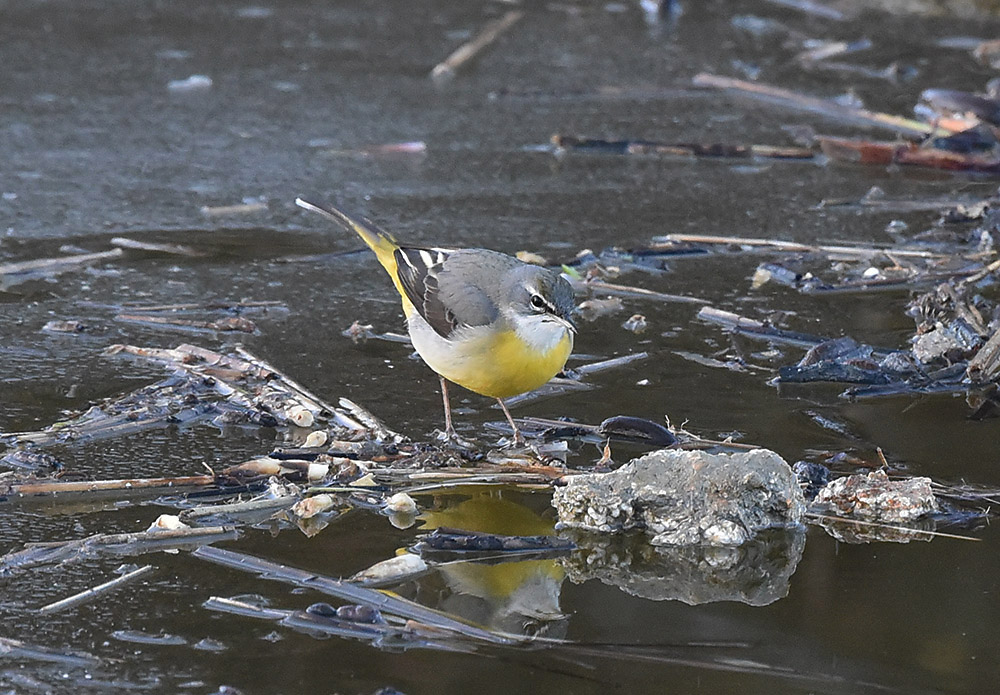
416, 488, 568, 637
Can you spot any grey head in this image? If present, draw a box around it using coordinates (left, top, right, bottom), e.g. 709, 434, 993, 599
394, 246, 576, 339
496, 262, 577, 332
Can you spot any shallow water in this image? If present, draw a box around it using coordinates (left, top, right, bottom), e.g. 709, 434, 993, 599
2, 1, 1000, 693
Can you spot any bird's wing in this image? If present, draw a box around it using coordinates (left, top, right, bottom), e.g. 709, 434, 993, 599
394, 247, 499, 339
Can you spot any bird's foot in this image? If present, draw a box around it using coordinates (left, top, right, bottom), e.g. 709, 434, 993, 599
435, 427, 479, 452
493, 435, 552, 464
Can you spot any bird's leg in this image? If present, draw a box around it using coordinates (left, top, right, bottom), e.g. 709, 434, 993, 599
495, 397, 526, 447
439, 376, 457, 440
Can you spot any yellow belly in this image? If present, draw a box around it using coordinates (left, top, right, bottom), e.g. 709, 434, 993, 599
460, 328, 573, 398
409, 315, 573, 399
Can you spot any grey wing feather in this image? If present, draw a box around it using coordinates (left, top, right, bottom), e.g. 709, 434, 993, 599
394, 248, 500, 339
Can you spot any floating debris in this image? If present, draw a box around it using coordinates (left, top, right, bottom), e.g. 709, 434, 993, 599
0, 637, 99, 667
621, 313, 648, 334
114, 313, 258, 333
110, 237, 204, 257
348, 553, 429, 587
551, 134, 814, 160
319, 141, 428, 157
576, 297, 625, 321
0, 449, 63, 472
167, 74, 212, 92
200, 201, 268, 216
193, 546, 516, 645
111, 630, 187, 646
693, 73, 947, 137
0, 343, 369, 447
431, 10, 523, 80
0, 526, 237, 575
41, 320, 93, 334
38, 565, 156, 615
383, 492, 417, 515
0, 248, 123, 288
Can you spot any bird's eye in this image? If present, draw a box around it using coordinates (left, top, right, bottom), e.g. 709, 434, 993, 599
530, 294, 548, 311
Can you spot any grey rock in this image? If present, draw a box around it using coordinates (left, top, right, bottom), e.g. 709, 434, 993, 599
552, 448, 805, 546
812, 469, 938, 522
911, 318, 981, 364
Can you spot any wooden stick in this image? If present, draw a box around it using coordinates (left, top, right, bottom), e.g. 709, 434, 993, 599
967, 327, 1000, 383
578, 279, 709, 304
2, 526, 237, 573
431, 11, 524, 80
4, 475, 216, 497
38, 565, 156, 614
693, 73, 950, 138
697, 306, 827, 349
0, 248, 124, 277
110, 237, 204, 257
0, 637, 100, 667
658, 233, 952, 260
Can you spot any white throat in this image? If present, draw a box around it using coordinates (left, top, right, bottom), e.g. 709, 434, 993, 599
511, 313, 571, 353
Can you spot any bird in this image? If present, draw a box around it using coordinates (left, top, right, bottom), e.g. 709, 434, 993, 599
295, 198, 577, 446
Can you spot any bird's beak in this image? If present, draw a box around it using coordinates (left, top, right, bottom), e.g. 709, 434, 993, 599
558, 312, 578, 334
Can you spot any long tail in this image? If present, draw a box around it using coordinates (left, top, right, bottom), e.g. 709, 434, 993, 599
295, 198, 405, 294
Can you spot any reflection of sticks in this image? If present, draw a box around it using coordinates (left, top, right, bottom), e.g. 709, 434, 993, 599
39, 565, 156, 614
693, 73, 948, 138
431, 11, 524, 80
192, 546, 516, 644
203, 596, 477, 652
805, 512, 979, 542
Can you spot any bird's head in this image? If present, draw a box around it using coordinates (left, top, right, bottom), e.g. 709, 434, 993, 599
502, 265, 577, 341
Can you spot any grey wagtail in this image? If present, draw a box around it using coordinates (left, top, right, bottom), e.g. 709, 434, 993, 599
295, 198, 577, 445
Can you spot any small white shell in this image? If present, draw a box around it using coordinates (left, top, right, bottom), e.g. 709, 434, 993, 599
303, 430, 328, 448
384, 492, 418, 514
286, 406, 315, 428
349, 553, 428, 585
293, 493, 335, 519
147, 514, 190, 532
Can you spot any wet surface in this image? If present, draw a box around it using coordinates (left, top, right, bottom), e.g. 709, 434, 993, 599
3, 1, 1000, 693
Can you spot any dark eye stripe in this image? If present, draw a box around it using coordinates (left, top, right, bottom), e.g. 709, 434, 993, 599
530, 294, 556, 313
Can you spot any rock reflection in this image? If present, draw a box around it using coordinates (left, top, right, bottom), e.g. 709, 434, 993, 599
560, 527, 806, 606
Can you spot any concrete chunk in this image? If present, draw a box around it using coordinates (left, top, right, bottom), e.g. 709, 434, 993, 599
552, 448, 805, 547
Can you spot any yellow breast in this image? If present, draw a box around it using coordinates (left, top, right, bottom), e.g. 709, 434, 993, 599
451, 327, 573, 399
407, 311, 573, 400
